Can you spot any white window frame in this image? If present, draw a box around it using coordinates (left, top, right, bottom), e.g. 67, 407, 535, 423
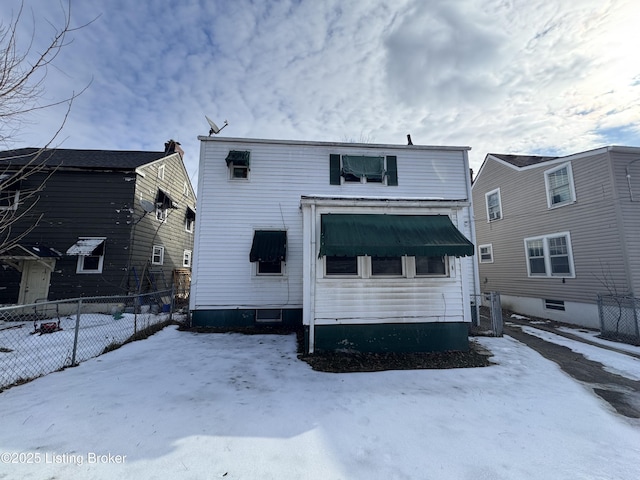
75, 237, 106, 274
183, 182, 189, 197
413, 255, 449, 277
544, 162, 576, 208
323, 256, 361, 278
152, 245, 165, 265
256, 260, 285, 276
369, 255, 405, 277
479, 244, 494, 263
524, 232, 575, 278
229, 163, 249, 180
185, 216, 194, 233
485, 188, 502, 222
156, 207, 167, 223
183, 250, 192, 268
157, 164, 165, 180
340, 156, 388, 185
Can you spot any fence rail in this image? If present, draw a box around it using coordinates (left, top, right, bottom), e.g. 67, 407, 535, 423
597, 294, 640, 346
0, 290, 174, 391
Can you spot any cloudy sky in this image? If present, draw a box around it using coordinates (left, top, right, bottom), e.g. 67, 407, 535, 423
2, 0, 639, 186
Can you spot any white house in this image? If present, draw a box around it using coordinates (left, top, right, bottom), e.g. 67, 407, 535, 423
190, 137, 479, 353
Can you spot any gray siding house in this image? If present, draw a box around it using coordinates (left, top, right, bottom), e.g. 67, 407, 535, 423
472, 146, 640, 328
190, 136, 479, 353
0, 142, 196, 304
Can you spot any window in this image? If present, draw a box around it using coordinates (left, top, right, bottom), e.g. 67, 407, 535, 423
226, 150, 250, 180
325, 256, 358, 276
524, 232, 574, 278
329, 155, 398, 185
157, 164, 165, 180
545, 163, 575, 208
70, 238, 106, 274
156, 207, 167, 222
485, 188, 502, 221
183, 250, 192, 268
256, 309, 282, 323
415, 256, 447, 276
183, 182, 189, 197
185, 207, 195, 233
0, 173, 20, 211
152, 245, 164, 265
257, 260, 283, 275
479, 244, 493, 263
371, 256, 403, 276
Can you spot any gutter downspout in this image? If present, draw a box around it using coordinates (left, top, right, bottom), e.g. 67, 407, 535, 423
464, 150, 482, 325
309, 203, 316, 353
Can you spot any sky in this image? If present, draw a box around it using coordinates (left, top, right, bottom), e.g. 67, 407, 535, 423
2, 0, 640, 188
1, 324, 639, 479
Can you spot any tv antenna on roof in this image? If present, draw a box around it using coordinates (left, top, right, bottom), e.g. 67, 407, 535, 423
206, 116, 228, 135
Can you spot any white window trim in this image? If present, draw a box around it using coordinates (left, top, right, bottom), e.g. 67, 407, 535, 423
323, 256, 361, 278
412, 255, 450, 278
156, 207, 167, 223
369, 255, 406, 277
183, 250, 192, 268
524, 232, 575, 278
544, 162, 576, 209
479, 244, 494, 264
340, 156, 389, 185
185, 216, 194, 233
255, 260, 285, 276
157, 164, 165, 180
75, 237, 106, 274
183, 182, 189, 197
228, 163, 250, 181
485, 188, 502, 222
152, 245, 165, 265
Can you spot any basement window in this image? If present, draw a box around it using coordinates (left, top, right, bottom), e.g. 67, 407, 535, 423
256, 309, 283, 323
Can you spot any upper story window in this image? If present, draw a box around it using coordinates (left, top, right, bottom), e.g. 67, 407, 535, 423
226, 150, 250, 180
183, 250, 192, 268
157, 164, 165, 180
485, 188, 502, 221
330, 154, 398, 186
524, 232, 574, 278
544, 163, 575, 208
0, 173, 20, 211
185, 207, 195, 233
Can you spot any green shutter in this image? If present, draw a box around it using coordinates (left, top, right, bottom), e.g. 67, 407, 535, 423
330, 154, 341, 185
386, 156, 398, 186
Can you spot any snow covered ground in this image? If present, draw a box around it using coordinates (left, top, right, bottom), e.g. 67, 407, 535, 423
0, 326, 639, 479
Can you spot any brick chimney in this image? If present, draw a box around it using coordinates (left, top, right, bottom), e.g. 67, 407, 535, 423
164, 139, 184, 159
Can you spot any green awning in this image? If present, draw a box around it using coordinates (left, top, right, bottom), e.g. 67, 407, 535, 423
225, 150, 250, 166
250, 230, 287, 262
319, 214, 474, 258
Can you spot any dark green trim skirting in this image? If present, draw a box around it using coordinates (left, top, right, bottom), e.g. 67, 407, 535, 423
191, 308, 302, 327
308, 322, 469, 353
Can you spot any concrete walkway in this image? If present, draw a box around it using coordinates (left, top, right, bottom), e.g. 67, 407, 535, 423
502, 318, 640, 420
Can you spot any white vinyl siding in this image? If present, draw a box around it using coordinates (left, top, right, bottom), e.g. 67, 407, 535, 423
524, 232, 574, 278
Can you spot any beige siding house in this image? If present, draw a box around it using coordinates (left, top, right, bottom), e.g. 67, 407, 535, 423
472, 146, 640, 328
191, 137, 478, 353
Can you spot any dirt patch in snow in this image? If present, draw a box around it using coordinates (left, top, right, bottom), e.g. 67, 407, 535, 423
183, 325, 493, 372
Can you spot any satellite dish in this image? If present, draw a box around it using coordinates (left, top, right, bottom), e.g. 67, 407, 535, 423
140, 198, 155, 213
206, 116, 228, 135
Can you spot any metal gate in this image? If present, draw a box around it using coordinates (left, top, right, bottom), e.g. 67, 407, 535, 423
470, 292, 503, 337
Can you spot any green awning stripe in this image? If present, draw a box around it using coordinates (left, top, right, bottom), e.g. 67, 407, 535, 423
250, 230, 287, 262
319, 214, 474, 258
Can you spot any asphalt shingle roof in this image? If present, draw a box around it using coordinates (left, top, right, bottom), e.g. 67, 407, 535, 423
0, 148, 167, 170
489, 153, 559, 167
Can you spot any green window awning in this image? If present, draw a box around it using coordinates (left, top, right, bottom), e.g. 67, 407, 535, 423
250, 230, 287, 262
319, 214, 474, 258
225, 150, 250, 167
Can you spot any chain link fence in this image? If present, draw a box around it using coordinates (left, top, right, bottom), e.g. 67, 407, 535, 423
0, 290, 175, 391
597, 294, 640, 346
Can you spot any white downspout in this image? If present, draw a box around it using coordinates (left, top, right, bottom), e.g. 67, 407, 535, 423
309, 203, 316, 353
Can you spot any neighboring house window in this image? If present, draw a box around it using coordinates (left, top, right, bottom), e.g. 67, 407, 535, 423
545, 163, 575, 208
183, 182, 189, 197
185, 207, 195, 233
0, 173, 20, 211
183, 250, 192, 268
226, 150, 250, 180
415, 256, 448, 276
485, 188, 502, 221
156, 207, 167, 222
371, 256, 403, 276
157, 164, 165, 180
479, 244, 493, 263
329, 155, 398, 185
152, 245, 164, 265
544, 299, 566, 311
67, 237, 106, 274
325, 256, 358, 276
524, 232, 574, 277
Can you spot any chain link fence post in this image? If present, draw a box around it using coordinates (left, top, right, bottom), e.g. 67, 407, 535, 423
71, 298, 83, 366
